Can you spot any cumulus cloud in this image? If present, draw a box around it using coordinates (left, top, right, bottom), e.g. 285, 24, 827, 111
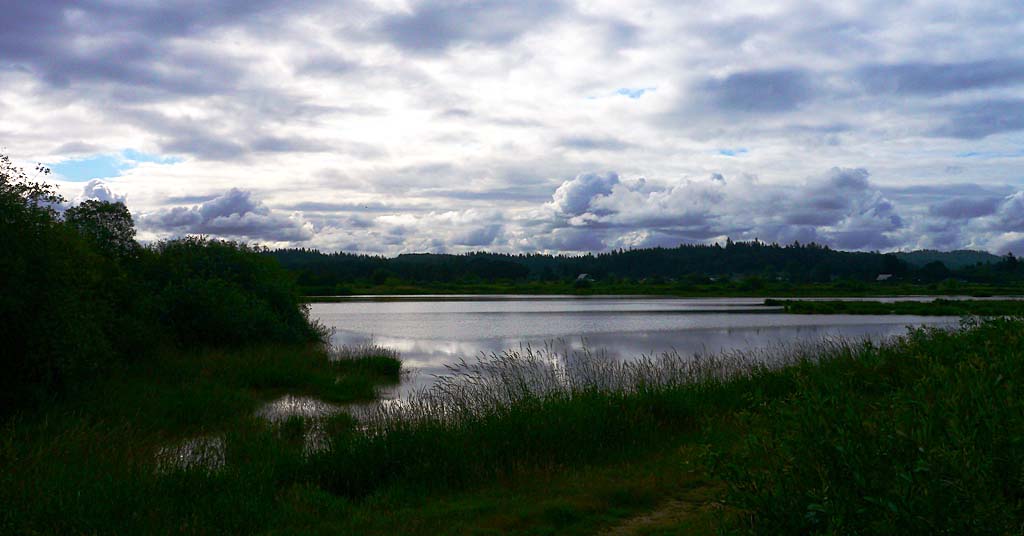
785, 168, 902, 245
535, 167, 903, 252
989, 192, 1024, 232
548, 172, 620, 217
141, 188, 314, 242
76, 179, 127, 204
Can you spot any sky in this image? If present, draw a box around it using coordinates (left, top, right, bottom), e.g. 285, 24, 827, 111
2, 1, 1024, 255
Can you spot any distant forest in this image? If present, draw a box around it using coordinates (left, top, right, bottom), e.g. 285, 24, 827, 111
268, 241, 1022, 293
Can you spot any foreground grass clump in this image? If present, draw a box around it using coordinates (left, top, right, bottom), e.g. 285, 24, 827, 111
765, 297, 1024, 315
709, 317, 1024, 534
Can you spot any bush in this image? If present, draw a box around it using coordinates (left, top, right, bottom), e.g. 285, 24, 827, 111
146, 237, 324, 347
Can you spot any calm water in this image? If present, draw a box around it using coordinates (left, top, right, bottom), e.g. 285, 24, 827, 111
310, 296, 960, 396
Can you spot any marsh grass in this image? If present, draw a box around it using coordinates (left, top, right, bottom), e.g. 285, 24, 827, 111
331, 342, 404, 381
306, 336, 875, 499
707, 317, 1024, 534
766, 297, 1024, 315
0, 342, 400, 534
6, 320, 1024, 534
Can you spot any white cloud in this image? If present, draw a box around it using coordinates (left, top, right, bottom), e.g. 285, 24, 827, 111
4, 0, 1024, 253
76, 179, 126, 204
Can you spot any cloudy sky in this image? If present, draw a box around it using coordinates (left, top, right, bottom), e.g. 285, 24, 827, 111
3, 1, 1024, 254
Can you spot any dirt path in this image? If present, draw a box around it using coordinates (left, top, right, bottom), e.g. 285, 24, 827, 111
600, 484, 727, 535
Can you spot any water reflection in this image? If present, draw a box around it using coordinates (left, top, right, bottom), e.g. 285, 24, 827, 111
311, 296, 959, 396
256, 395, 345, 454
154, 435, 226, 472
256, 395, 340, 423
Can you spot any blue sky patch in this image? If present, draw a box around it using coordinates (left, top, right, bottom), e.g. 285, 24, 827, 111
718, 147, 749, 157
615, 87, 655, 99
49, 150, 182, 181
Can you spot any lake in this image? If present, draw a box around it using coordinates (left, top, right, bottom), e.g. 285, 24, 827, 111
310, 295, 961, 397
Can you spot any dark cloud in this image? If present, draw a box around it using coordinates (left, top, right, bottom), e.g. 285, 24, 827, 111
696, 69, 815, 113
343, 215, 375, 229
439, 108, 474, 118
143, 188, 313, 242
785, 168, 873, 226
929, 197, 1002, 220
858, 59, 1024, 95
282, 201, 406, 213
161, 136, 247, 161
1, 1, 367, 162
377, 0, 563, 53
829, 229, 897, 250
911, 219, 967, 251
932, 99, 1024, 139
297, 54, 359, 77
536, 227, 607, 252
775, 168, 903, 250
884, 182, 1015, 200
1, 1, 322, 93
453, 224, 503, 246
602, 19, 641, 50
250, 136, 334, 153
416, 187, 551, 202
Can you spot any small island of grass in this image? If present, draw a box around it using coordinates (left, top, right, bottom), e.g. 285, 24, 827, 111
765, 298, 1024, 316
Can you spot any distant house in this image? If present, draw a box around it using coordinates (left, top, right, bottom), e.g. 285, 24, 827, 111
876, 274, 893, 281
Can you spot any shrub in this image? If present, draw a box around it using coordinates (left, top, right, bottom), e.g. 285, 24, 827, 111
146, 237, 325, 347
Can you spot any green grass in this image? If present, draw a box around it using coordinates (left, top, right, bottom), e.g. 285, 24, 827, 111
5, 320, 1024, 534
766, 297, 1024, 315
331, 343, 404, 380
0, 343, 402, 534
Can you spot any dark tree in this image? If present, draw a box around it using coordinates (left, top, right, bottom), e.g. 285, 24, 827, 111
64, 200, 138, 258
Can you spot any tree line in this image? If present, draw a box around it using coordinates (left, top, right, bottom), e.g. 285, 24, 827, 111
268, 239, 1023, 293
